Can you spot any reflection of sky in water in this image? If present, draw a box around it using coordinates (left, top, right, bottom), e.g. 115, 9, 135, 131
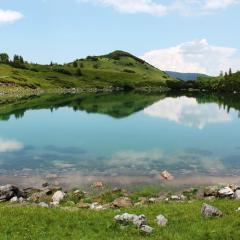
144, 97, 231, 129
0, 96, 240, 178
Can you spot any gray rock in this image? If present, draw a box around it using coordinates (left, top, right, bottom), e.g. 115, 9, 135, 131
204, 186, 219, 197
18, 197, 24, 203
42, 182, 49, 188
132, 215, 147, 227
30, 189, 52, 203
156, 214, 168, 226
38, 202, 49, 208
140, 225, 154, 234
112, 197, 133, 208
218, 187, 234, 197
114, 213, 147, 226
234, 190, 240, 200
0, 184, 20, 201
201, 203, 223, 217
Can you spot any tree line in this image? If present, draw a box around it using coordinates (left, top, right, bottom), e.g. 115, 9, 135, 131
165, 68, 240, 93
0, 53, 26, 69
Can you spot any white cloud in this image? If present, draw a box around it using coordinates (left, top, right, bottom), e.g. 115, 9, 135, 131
141, 39, 240, 75
144, 96, 231, 129
0, 9, 23, 23
204, 0, 238, 10
80, 0, 239, 16
81, 0, 167, 15
0, 138, 24, 152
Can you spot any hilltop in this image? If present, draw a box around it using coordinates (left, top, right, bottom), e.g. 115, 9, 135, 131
0, 51, 173, 91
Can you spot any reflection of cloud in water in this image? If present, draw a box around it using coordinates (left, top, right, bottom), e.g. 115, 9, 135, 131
106, 148, 227, 175
0, 138, 24, 153
144, 97, 231, 129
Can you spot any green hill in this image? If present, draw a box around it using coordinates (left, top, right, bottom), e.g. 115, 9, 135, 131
0, 51, 173, 91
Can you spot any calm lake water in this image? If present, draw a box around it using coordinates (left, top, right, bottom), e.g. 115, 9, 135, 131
0, 92, 240, 189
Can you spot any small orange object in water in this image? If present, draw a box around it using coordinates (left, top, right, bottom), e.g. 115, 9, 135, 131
161, 170, 174, 180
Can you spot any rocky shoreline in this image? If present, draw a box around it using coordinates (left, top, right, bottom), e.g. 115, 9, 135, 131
1, 182, 240, 207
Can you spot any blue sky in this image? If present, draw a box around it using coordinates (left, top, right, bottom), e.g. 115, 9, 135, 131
0, 0, 240, 75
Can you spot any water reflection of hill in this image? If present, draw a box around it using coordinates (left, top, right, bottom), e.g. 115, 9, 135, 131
0, 92, 164, 120
0, 91, 240, 121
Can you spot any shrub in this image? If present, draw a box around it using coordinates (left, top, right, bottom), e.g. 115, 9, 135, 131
123, 69, 135, 74
53, 68, 72, 75
86, 56, 98, 61
75, 68, 82, 76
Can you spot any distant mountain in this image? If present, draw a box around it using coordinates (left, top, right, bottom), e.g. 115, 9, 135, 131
166, 71, 207, 81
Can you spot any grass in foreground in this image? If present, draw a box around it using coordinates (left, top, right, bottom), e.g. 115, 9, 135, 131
0, 200, 240, 240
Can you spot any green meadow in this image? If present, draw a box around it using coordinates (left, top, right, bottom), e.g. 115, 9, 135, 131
0, 51, 172, 91
0, 200, 239, 240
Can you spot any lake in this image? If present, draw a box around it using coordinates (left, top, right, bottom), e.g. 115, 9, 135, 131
0, 92, 240, 189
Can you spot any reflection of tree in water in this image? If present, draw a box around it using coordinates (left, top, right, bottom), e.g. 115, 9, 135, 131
1, 91, 240, 121
0, 92, 163, 120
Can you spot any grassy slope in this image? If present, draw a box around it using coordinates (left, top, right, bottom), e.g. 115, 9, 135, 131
0, 51, 173, 90
0, 200, 240, 239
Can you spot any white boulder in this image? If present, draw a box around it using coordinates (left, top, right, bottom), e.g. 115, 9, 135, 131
10, 196, 18, 203
218, 187, 234, 197
52, 191, 65, 205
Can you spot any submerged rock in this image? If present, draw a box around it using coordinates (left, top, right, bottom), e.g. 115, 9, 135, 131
161, 170, 174, 180
201, 203, 223, 217
156, 215, 168, 227
112, 197, 133, 208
